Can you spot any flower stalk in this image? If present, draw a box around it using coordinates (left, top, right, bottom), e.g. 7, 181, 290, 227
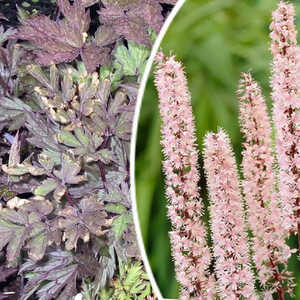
203, 129, 256, 299
154, 53, 215, 299
238, 73, 294, 299
270, 1, 300, 250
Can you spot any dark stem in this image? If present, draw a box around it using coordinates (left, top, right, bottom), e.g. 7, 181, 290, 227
280, 35, 300, 252
297, 197, 300, 253
65, 190, 77, 207
97, 160, 108, 193
269, 256, 284, 300
97, 130, 111, 193
125, 159, 129, 184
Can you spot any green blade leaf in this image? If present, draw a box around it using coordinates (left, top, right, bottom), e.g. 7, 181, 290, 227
34, 179, 58, 196
112, 214, 132, 240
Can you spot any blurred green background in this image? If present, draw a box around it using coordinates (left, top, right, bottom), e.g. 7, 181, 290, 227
135, 0, 300, 298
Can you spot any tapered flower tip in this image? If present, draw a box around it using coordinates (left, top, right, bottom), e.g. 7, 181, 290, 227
204, 128, 231, 155
238, 72, 253, 91
203, 129, 237, 175
270, 1, 297, 49
237, 72, 258, 102
273, 1, 295, 19
155, 51, 167, 64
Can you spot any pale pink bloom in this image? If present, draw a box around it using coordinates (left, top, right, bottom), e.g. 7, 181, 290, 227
238, 73, 294, 298
270, 1, 300, 245
203, 129, 256, 299
154, 53, 216, 299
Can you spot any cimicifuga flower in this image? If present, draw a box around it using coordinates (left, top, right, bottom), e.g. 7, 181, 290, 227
238, 73, 294, 299
270, 1, 300, 248
154, 53, 215, 299
203, 129, 256, 300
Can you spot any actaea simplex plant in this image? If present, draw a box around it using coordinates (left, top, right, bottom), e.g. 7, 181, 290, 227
155, 1, 299, 299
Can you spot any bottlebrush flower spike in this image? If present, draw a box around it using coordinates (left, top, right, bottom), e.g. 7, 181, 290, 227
203, 129, 256, 299
154, 53, 215, 299
270, 1, 300, 247
238, 73, 294, 299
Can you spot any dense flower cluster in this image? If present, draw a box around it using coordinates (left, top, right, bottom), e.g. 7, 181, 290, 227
204, 130, 256, 299
155, 2, 299, 299
238, 73, 294, 299
270, 1, 300, 242
154, 53, 215, 299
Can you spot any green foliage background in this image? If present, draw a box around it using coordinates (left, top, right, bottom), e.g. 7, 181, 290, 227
135, 0, 300, 298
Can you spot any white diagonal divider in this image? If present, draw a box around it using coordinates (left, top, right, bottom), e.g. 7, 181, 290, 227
130, 0, 186, 299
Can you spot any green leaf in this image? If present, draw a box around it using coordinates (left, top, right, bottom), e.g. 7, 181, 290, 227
34, 179, 58, 196
50, 64, 59, 91
97, 149, 115, 164
74, 128, 89, 146
6, 226, 27, 263
0, 97, 30, 129
38, 149, 60, 170
138, 283, 151, 299
115, 112, 132, 140
0, 212, 27, 263
0, 209, 27, 225
148, 27, 157, 44
99, 65, 122, 91
56, 131, 82, 148
27, 230, 48, 261
26, 65, 52, 91
113, 41, 150, 78
2, 163, 46, 176
100, 65, 111, 81
112, 214, 132, 240
105, 204, 127, 214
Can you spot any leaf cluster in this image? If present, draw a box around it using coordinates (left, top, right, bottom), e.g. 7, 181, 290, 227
0, 0, 175, 297
82, 260, 154, 300
10, 0, 174, 72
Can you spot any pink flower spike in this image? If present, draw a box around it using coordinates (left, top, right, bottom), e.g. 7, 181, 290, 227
154, 52, 216, 299
203, 129, 256, 299
270, 1, 300, 249
238, 73, 294, 299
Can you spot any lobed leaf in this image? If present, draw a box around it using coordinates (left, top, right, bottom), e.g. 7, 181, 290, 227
113, 41, 150, 78
34, 179, 58, 196
21, 250, 78, 300
53, 154, 87, 185
58, 196, 109, 250
112, 213, 132, 240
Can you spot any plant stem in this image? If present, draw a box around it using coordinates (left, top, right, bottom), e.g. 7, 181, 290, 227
269, 256, 284, 300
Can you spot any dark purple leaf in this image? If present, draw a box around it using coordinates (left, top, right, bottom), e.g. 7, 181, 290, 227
0, 13, 8, 21
12, 0, 90, 66
98, 3, 150, 45
33, 49, 80, 66
94, 25, 119, 47
129, 0, 164, 33
81, 43, 110, 73
20, 251, 78, 300
57, 196, 108, 250
98, 2, 123, 24
0, 266, 17, 282
57, 0, 91, 33
117, 16, 150, 45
